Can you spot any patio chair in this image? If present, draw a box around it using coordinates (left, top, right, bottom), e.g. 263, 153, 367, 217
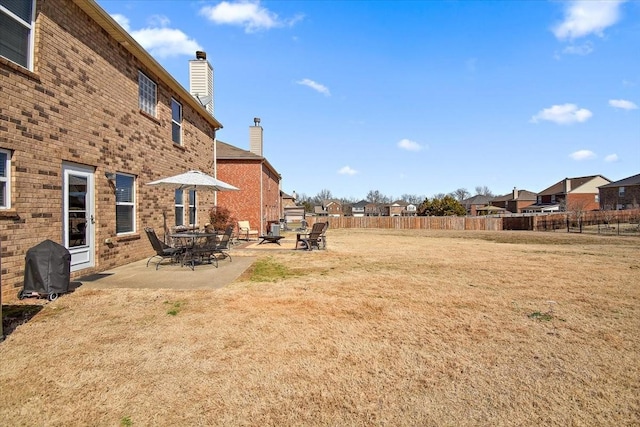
238, 220, 259, 240
212, 225, 234, 262
296, 222, 328, 251
144, 227, 184, 270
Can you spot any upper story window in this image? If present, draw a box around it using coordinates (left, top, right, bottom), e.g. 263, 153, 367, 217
138, 71, 157, 117
0, 148, 11, 208
619, 186, 625, 197
175, 189, 184, 226
171, 98, 182, 145
0, 0, 35, 69
115, 173, 136, 234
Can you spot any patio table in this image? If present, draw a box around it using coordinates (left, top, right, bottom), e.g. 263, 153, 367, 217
169, 232, 218, 269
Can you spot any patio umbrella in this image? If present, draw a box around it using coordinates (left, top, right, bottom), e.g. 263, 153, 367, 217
147, 170, 239, 236
147, 170, 239, 192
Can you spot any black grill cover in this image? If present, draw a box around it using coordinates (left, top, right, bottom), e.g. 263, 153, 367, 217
23, 240, 71, 295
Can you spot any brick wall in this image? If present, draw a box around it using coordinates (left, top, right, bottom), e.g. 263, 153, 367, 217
0, 0, 218, 300
216, 160, 280, 235
600, 186, 640, 209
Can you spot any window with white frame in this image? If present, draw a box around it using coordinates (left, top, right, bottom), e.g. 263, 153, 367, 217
138, 71, 157, 117
115, 173, 135, 234
0, 0, 35, 69
175, 189, 184, 226
619, 187, 625, 197
171, 98, 182, 145
0, 148, 11, 208
188, 190, 196, 225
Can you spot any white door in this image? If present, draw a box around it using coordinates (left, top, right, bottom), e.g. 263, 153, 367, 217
63, 164, 95, 272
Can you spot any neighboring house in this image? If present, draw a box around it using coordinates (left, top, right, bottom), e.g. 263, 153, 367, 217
365, 202, 384, 216
215, 120, 281, 235
525, 175, 611, 213
0, 0, 225, 300
461, 195, 492, 216
405, 203, 418, 216
598, 173, 640, 210
281, 191, 305, 223
491, 188, 537, 213
350, 200, 368, 217
313, 199, 342, 217
386, 200, 408, 217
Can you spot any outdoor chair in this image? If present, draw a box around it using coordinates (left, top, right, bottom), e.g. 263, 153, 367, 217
238, 220, 259, 240
296, 222, 328, 251
212, 225, 234, 262
144, 227, 184, 270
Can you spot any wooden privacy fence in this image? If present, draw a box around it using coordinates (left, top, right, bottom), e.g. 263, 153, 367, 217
303, 209, 640, 233
307, 216, 503, 231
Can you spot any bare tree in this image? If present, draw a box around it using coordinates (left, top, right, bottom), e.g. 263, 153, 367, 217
315, 188, 333, 202
453, 188, 471, 201
401, 194, 424, 205
367, 190, 389, 204
474, 186, 494, 197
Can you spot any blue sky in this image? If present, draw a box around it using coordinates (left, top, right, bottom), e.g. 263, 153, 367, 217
97, 0, 639, 200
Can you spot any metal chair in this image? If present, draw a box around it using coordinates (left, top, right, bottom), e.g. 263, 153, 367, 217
144, 227, 184, 269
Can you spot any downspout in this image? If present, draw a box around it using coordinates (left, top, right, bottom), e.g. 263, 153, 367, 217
260, 159, 264, 235
213, 130, 217, 206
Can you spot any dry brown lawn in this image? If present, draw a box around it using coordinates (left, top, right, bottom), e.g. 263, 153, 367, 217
1, 229, 639, 426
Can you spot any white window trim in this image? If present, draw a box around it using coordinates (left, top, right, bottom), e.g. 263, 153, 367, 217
188, 190, 197, 226
619, 187, 625, 197
0, 148, 11, 209
138, 71, 157, 117
175, 189, 184, 226
0, 0, 36, 70
115, 173, 136, 235
171, 98, 183, 145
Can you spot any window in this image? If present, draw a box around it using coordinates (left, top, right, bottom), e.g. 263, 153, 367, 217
138, 71, 157, 117
115, 173, 135, 234
0, 0, 35, 69
188, 190, 196, 225
171, 98, 182, 145
595, 194, 599, 203
174, 189, 184, 226
619, 187, 625, 197
0, 148, 11, 208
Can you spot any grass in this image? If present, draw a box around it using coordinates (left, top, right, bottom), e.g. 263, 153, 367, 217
1, 228, 639, 425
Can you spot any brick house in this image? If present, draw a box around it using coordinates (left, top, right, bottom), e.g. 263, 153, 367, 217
215, 122, 281, 235
525, 175, 611, 213
490, 188, 537, 213
314, 199, 342, 217
461, 195, 491, 216
598, 173, 640, 210
385, 200, 408, 217
0, 0, 228, 300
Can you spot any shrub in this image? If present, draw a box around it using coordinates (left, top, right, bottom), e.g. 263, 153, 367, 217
208, 206, 236, 231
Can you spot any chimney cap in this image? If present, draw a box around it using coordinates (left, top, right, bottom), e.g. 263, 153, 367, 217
253, 117, 261, 126
196, 51, 207, 60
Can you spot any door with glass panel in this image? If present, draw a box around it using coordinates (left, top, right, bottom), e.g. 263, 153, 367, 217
63, 164, 95, 271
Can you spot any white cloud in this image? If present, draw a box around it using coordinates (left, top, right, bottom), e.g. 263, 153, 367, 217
109, 14, 201, 58
296, 78, 330, 96
111, 14, 131, 32
130, 27, 203, 58
200, 1, 302, 33
148, 15, 171, 28
609, 99, 638, 110
569, 150, 597, 161
553, 0, 626, 40
604, 153, 619, 162
338, 166, 357, 175
530, 103, 593, 125
397, 138, 423, 152
562, 42, 594, 56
